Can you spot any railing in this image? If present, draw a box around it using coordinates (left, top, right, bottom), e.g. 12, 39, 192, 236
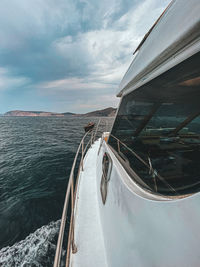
53, 120, 101, 267
109, 134, 177, 194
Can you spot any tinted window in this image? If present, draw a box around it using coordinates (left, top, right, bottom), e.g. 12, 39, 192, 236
100, 153, 112, 204
109, 52, 200, 196
102, 153, 112, 182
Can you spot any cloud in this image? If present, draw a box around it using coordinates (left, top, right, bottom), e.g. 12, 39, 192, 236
38, 77, 113, 91
0, 0, 171, 113
0, 68, 30, 91
69, 94, 120, 113
40, 0, 170, 94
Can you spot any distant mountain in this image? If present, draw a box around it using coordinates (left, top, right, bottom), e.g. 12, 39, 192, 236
4, 110, 64, 117
3, 107, 117, 117
62, 112, 75, 116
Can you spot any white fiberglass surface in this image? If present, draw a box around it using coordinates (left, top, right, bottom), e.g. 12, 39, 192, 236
70, 139, 107, 267
96, 140, 200, 267
119, 0, 200, 96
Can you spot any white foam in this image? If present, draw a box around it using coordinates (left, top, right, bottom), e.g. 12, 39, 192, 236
0, 220, 65, 267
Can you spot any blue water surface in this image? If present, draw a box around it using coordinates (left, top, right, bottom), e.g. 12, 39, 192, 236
0, 116, 113, 266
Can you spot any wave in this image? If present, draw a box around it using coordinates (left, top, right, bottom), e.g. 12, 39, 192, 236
0, 220, 65, 267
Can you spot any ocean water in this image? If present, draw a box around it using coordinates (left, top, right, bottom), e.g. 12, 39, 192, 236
0, 116, 114, 266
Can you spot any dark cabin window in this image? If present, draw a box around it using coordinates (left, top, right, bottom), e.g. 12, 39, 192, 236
102, 153, 112, 182
100, 153, 112, 204
109, 51, 200, 196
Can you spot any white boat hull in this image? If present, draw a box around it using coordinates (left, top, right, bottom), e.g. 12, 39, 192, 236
96, 139, 200, 267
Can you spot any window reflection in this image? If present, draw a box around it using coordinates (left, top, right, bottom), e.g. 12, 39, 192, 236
109, 52, 200, 196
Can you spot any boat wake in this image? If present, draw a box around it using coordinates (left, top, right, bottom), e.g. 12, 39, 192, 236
0, 220, 64, 267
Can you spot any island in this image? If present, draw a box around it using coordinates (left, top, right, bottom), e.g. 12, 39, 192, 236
3, 107, 116, 117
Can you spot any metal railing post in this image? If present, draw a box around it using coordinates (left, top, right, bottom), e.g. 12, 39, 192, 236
81, 140, 84, 171
117, 139, 120, 153
93, 119, 101, 143
54, 128, 105, 267
53, 131, 89, 267
70, 173, 77, 254
90, 131, 93, 146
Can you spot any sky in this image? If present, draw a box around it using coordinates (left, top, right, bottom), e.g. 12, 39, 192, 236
0, 0, 171, 114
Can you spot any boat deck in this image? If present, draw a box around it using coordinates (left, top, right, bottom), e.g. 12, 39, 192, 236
70, 139, 107, 267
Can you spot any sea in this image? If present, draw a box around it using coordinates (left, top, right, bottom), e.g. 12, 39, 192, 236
0, 116, 114, 266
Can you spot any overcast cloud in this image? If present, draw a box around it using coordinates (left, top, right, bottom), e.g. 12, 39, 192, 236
0, 0, 170, 113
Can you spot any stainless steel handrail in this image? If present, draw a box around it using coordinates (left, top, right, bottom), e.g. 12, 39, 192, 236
53, 130, 91, 267
109, 134, 177, 193
93, 118, 101, 143
54, 119, 102, 267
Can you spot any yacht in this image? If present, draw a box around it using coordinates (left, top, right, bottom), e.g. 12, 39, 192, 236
54, 0, 200, 266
